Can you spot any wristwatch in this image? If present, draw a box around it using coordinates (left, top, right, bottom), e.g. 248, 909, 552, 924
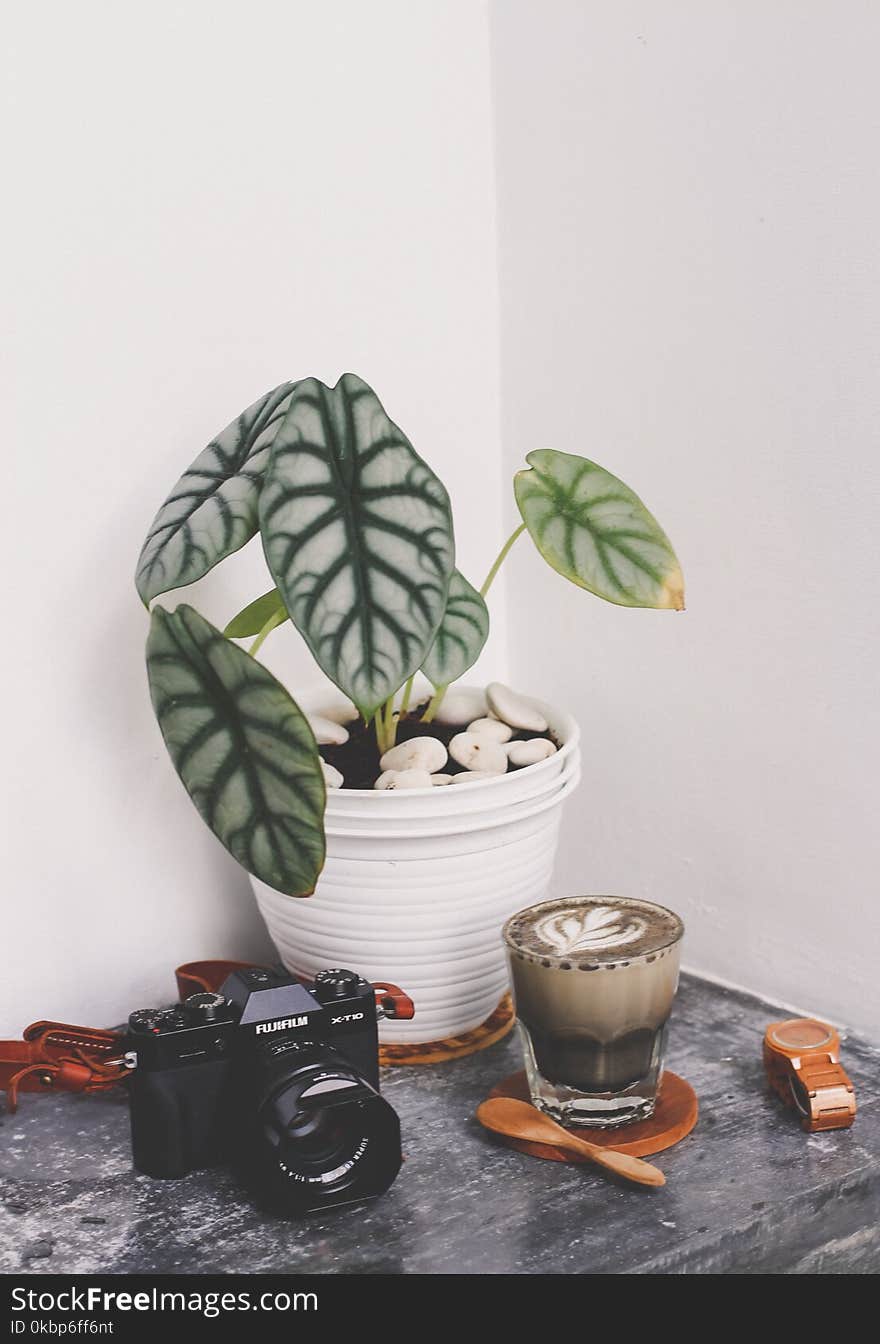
763, 1018, 856, 1133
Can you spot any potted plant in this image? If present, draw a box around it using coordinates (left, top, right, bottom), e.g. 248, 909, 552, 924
137, 374, 683, 1047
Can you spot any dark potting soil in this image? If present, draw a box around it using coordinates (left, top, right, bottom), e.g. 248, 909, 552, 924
320, 704, 557, 790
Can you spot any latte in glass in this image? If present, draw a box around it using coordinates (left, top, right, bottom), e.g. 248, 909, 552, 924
503, 896, 684, 1127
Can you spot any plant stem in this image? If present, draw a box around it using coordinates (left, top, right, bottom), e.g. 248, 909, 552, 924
384, 695, 397, 749
421, 687, 446, 724
373, 711, 386, 756
480, 523, 527, 598
399, 674, 415, 718
249, 608, 286, 660
375, 694, 398, 756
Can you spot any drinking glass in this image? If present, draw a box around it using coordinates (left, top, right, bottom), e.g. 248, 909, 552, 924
503, 895, 684, 1127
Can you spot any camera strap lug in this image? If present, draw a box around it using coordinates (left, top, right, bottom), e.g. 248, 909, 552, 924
373, 983, 416, 1022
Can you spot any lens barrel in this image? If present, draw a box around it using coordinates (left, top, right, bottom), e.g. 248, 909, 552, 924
246, 1039, 402, 1212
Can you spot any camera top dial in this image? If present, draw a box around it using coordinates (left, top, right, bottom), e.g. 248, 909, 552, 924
128, 1007, 191, 1034
127, 1009, 163, 1034
313, 969, 360, 1002
184, 992, 227, 1023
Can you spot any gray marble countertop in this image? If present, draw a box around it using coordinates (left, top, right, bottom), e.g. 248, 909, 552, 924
1, 975, 877, 1275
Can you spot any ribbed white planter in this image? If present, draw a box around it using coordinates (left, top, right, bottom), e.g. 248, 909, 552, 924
250, 689, 580, 1045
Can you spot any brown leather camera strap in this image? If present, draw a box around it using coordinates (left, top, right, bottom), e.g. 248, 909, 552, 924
0, 1021, 127, 1113
175, 959, 259, 998
0, 961, 249, 1111
0, 960, 415, 1111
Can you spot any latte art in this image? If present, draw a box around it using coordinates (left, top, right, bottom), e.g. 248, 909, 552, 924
533, 905, 648, 956
505, 896, 683, 966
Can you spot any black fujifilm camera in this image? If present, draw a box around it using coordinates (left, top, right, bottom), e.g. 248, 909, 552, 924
126, 966, 409, 1214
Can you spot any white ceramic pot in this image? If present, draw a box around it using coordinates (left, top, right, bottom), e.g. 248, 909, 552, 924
250, 689, 580, 1044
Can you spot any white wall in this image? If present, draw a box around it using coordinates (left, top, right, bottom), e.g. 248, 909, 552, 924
5, 1, 878, 1041
2, 2, 505, 1032
490, 2, 880, 1033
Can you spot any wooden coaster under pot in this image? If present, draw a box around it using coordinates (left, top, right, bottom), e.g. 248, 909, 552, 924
379, 993, 515, 1066
486, 1069, 698, 1158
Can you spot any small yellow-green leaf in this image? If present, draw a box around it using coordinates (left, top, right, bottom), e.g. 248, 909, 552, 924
224, 588, 288, 639
514, 449, 684, 610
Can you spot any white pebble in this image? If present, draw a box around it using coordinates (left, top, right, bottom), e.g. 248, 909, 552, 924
467, 717, 513, 743
448, 732, 508, 775
308, 714, 349, 746
507, 738, 558, 767
431, 774, 455, 786
321, 761, 344, 789
450, 771, 496, 783
432, 688, 488, 725
311, 696, 357, 727
374, 769, 433, 790
379, 736, 447, 774
486, 681, 548, 733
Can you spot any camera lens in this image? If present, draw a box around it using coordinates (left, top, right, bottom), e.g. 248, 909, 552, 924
265, 1073, 371, 1190
250, 1051, 401, 1211
280, 1098, 365, 1177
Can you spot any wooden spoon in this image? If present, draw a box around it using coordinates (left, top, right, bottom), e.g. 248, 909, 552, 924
476, 1096, 666, 1188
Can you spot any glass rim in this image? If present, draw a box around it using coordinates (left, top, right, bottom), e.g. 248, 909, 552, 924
502, 894, 684, 967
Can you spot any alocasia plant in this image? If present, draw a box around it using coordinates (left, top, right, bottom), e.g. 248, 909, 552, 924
137, 373, 683, 898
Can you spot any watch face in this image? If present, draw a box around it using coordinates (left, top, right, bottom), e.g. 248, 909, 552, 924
770, 1018, 834, 1051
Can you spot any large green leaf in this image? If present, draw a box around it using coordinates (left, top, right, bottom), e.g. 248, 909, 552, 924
514, 449, 684, 610
259, 374, 455, 721
223, 588, 288, 639
136, 381, 297, 605
146, 604, 325, 897
421, 570, 489, 690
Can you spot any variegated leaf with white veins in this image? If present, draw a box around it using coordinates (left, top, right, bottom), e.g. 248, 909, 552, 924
421, 570, 489, 690
259, 374, 455, 721
514, 449, 684, 610
147, 604, 325, 897
136, 381, 297, 604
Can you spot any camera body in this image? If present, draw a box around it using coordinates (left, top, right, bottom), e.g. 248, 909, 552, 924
126, 966, 402, 1213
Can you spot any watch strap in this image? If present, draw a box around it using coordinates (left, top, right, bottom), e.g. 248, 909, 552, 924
791, 1054, 856, 1132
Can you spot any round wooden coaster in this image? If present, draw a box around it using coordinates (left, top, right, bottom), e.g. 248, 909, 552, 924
486, 1069, 698, 1159
379, 993, 515, 1066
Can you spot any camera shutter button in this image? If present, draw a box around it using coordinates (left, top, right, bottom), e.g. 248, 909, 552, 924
313, 969, 359, 1002
184, 992, 227, 1023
